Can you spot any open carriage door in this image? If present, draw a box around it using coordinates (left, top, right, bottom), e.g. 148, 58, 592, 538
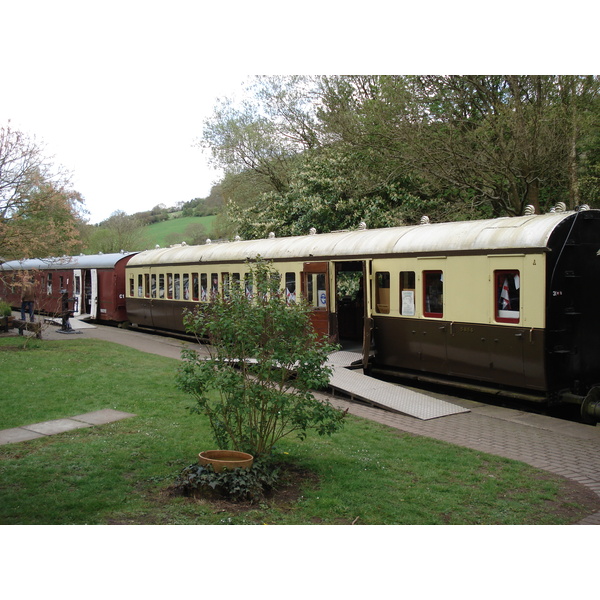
333, 261, 366, 341
89, 268, 98, 319
73, 269, 83, 316
301, 262, 330, 339
362, 260, 373, 371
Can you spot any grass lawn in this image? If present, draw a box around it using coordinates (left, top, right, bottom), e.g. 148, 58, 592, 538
0, 336, 597, 525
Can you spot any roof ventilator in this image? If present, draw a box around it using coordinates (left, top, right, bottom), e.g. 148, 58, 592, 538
524, 205, 536, 215
550, 202, 567, 213
420, 216, 430, 225
309, 228, 317, 235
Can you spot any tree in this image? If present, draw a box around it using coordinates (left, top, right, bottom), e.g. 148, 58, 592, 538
87, 210, 146, 253
339, 75, 599, 216
0, 123, 83, 260
183, 222, 207, 245
201, 76, 324, 196
225, 145, 439, 239
201, 76, 599, 236
176, 259, 346, 458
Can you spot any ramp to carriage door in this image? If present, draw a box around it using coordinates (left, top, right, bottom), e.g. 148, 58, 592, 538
302, 262, 329, 339
328, 351, 470, 420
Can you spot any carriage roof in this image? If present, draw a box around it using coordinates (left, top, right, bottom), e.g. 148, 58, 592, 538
128, 211, 586, 267
0, 252, 137, 271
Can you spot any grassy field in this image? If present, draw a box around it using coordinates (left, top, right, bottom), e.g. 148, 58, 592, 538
142, 215, 217, 248
0, 336, 597, 525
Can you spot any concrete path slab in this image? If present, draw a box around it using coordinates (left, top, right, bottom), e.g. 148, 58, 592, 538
0, 427, 46, 444
0, 410, 137, 445
71, 409, 137, 425
23, 418, 93, 435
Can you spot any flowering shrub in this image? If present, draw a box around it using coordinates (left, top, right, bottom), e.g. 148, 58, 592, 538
176, 259, 346, 458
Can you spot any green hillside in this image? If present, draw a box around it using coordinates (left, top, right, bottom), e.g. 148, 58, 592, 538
142, 215, 217, 248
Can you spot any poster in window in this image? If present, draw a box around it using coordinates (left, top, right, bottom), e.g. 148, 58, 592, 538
402, 290, 415, 316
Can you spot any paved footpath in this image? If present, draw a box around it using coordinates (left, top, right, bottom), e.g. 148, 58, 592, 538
9, 321, 600, 524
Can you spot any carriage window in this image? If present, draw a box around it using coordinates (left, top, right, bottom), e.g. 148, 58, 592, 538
211, 273, 219, 299
150, 274, 157, 298
47, 273, 53, 295
201, 273, 208, 301
285, 273, 296, 304
174, 274, 181, 300
423, 271, 443, 318
375, 272, 390, 314
129, 276, 134, 297
144, 274, 150, 298
245, 273, 254, 299
158, 274, 165, 298
192, 273, 199, 301
183, 274, 190, 300
167, 274, 173, 299
138, 274, 143, 297
305, 273, 326, 308
400, 271, 415, 316
495, 270, 520, 323
222, 273, 230, 299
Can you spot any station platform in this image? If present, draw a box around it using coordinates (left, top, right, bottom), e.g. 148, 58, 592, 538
4, 322, 600, 524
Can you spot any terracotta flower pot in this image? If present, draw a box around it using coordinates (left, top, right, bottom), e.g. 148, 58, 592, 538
198, 450, 254, 472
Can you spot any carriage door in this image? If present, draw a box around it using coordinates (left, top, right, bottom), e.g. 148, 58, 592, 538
73, 269, 83, 316
82, 269, 98, 318
302, 262, 330, 339
334, 261, 367, 343
89, 269, 98, 318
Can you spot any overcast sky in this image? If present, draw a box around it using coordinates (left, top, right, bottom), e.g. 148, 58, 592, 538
2, 2, 594, 225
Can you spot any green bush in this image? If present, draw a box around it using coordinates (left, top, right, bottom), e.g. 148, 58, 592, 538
175, 459, 281, 502
176, 258, 346, 458
0, 299, 12, 317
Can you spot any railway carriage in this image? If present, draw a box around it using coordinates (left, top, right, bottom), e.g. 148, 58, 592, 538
0, 252, 137, 323
4, 208, 600, 420
125, 207, 600, 420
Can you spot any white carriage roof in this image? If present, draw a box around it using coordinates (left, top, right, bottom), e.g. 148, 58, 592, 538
128, 211, 585, 267
0, 252, 137, 271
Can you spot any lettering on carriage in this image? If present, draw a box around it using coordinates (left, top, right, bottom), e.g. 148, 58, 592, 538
459, 326, 474, 333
